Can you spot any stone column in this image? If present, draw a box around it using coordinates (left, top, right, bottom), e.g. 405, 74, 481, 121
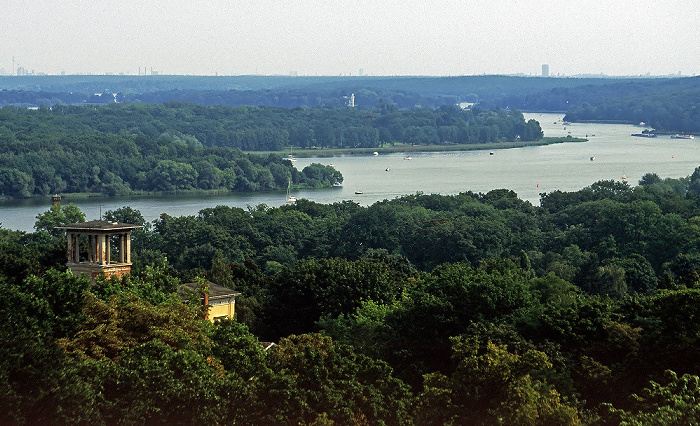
66, 233, 74, 263
106, 234, 111, 265
97, 234, 104, 265
103, 234, 108, 265
119, 234, 126, 263
125, 232, 132, 264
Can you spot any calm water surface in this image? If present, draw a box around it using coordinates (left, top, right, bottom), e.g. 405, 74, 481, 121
2, 113, 698, 232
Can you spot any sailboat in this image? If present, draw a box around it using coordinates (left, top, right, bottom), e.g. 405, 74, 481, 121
286, 179, 297, 204
287, 146, 297, 162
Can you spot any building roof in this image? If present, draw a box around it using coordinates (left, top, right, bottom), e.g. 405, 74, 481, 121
179, 281, 241, 300
55, 220, 142, 231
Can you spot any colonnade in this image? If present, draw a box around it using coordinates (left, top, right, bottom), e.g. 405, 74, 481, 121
65, 232, 132, 265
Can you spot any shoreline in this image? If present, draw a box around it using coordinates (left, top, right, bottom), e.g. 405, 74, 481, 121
254, 137, 588, 158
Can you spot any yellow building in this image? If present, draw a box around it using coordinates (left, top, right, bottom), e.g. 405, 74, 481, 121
180, 281, 241, 322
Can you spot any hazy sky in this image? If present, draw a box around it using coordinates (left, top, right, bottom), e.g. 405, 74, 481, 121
2, 0, 699, 76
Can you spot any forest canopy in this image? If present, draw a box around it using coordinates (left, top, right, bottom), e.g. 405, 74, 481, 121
3, 167, 700, 423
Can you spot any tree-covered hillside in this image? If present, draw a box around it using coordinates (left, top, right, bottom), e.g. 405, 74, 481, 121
3, 167, 700, 423
564, 86, 700, 132
4, 73, 698, 132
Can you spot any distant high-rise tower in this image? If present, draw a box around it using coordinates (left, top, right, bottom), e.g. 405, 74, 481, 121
542, 64, 550, 77
348, 93, 355, 107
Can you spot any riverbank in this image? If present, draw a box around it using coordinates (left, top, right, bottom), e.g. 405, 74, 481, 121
254, 137, 588, 158
0, 188, 238, 203
1, 185, 327, 204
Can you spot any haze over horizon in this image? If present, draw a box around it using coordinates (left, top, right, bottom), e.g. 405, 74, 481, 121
2, 0, 699, 77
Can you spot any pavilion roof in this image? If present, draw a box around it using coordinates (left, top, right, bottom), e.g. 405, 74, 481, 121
179, 281, 242, 300
55, 220, 142, 231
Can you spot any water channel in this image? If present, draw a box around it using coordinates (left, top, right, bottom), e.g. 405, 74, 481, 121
1, 113, 698, 232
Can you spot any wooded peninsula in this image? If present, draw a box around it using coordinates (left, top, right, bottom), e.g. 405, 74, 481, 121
0, 103, 541, 198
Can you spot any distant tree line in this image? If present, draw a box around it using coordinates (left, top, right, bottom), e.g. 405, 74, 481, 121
563, 86, 700, 133
1, 102, 541, 149
117, 87, 462, 110
487, 76, 700, 133
4, 74, 699, 133
0, 87, 458, 110
0, 74, 645, 108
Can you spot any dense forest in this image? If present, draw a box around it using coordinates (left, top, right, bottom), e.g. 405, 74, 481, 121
4, 166, 700, 424
564, 86, 700, 133
487, 76, 700, 111
0, 103, 540, 198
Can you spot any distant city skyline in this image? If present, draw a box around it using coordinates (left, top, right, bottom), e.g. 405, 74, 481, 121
1, 0, 699, 77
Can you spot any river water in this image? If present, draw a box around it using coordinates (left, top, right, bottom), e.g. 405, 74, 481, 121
1, 113, 698, 232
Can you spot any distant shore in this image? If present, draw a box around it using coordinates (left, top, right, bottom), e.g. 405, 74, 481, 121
254, 137, 588, 158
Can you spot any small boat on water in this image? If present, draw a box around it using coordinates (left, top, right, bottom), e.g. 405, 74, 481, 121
287, 146, 297, 162
590, 156, 595, 161
373, 151, 379, 156
404, 156, 413, 160
671, 134, 695, 139
285, 179, 297, 204
631, 133, 657, 138
489, 151, 494, 155
355, 190, 363, 194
